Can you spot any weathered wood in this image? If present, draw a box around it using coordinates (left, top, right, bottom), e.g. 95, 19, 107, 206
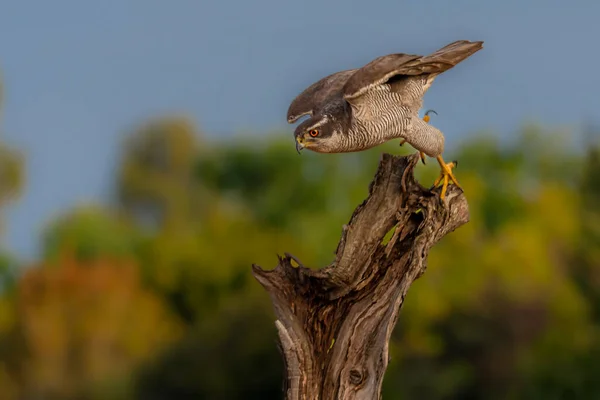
252, 153, 470, 400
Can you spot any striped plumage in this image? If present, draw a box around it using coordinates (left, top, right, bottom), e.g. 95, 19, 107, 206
288, 40, 483, 158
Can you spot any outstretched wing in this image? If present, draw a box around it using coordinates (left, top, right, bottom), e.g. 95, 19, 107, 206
287, 69, 357, 123
343, 40, 484, 102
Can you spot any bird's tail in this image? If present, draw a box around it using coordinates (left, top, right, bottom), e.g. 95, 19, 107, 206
417, 40, 484, 74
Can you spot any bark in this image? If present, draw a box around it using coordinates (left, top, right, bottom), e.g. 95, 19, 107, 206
252, 153, 470, 400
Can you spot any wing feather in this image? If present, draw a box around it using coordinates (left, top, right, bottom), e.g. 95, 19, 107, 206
343, 40, 483, 101
286, 69, 357, 123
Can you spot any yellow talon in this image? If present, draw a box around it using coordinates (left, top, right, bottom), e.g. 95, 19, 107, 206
433, 155, 461, 200
421, 109, 461, 199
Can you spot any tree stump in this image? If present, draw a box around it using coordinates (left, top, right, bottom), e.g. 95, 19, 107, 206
252, 153, 470, 400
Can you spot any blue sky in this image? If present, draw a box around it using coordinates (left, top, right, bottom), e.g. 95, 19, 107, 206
2, 0, 599, 259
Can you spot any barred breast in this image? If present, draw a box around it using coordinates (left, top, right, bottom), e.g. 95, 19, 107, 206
345, 77, 444, 156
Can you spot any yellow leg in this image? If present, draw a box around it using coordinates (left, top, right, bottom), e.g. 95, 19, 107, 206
433, 156, 461, 200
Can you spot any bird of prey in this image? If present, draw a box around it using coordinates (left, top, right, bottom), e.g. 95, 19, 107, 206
287, 40, 483, 200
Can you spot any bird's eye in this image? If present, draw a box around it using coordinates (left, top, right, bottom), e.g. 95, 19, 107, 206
309, 129, 319, 137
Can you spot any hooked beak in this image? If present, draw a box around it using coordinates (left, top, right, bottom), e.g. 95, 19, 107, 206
295, 137, 304, 154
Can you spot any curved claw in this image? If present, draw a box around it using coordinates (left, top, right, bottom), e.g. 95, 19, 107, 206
423, 109, 437, 124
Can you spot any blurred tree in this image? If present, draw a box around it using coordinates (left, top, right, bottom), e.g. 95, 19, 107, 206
9, 257, 182, 400
0, 252, 17, 300
0, 254, 19, 400
537, 133, 600, 399
42, 206, 143, 264
195, 136, 343, 227
0, 143, 23, 238
0, 72, 24, 238
134, 201, 300, 324
576, 136, 600, 315
117, 116, 205, 233
136, 292, 283, 400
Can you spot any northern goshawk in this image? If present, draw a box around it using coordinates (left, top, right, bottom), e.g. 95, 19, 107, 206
287, 40, 483, 199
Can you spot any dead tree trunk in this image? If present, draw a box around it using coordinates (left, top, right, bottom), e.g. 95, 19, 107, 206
252, 153, 470, 400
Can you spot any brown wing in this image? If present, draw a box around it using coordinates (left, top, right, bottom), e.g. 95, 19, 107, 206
343, 40, 484, 101
287, 69, 357, 123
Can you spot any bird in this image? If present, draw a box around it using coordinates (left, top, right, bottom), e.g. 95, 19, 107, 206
287, 40, 483, 200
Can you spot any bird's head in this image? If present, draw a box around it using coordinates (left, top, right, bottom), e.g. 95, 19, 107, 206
293, 114, 342, 154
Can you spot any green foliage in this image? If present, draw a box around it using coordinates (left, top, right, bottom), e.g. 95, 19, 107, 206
1, 118, 600, 399
0, 252, 16, 294
0, 77, 25, 241
117, 117, 206, 232
0, 143, 24, 208
42, 206, 143, 264
136, 294, 283, 400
